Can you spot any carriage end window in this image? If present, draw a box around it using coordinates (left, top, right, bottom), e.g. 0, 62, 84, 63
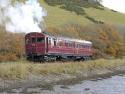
32, 38, 36, 43
48, 38, 51, 44
31, 37, 44, 43
37, 37, 44, 43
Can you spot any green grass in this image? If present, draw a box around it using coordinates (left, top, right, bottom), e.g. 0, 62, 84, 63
114, 24, 125, 39
84, 7, 125, 25
0, 59, 125, 80
39, 0, 90, 27
38, 0, 125, 27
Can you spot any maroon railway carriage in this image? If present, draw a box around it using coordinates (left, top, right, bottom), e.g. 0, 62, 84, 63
25, 32, 92, 61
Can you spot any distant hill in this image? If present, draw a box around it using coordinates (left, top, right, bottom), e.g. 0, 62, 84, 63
38, 0, 125, 28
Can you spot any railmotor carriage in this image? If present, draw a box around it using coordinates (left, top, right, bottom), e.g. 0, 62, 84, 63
25, 32, 92, 62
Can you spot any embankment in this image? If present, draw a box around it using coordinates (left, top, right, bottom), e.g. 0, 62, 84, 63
0, 59, 125, 91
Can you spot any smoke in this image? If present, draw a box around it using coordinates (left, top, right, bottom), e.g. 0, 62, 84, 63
0, 0, 47, 33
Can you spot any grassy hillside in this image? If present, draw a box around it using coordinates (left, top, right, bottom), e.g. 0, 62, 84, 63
38, 0, 125, 27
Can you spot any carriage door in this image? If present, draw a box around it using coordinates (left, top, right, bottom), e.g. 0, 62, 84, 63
47, 37, 52, 53
46, 37, 48, 53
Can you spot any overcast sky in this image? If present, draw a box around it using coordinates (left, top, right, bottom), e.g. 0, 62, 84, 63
102, 0, 125, 13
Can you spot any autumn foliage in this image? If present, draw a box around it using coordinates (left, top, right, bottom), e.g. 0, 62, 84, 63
47, 23, 125, 58
0, 27, 25, 62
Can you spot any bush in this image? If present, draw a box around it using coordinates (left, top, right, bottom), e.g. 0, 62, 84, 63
0, 27, 25, 62
0, 54, 17, 62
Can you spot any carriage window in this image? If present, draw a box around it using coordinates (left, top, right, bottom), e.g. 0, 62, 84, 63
37, 37, 44, 43
77, 44, 82, 48
83, 45, 88, 48
49, 39, 51, 44
69, 43, 73, 47
77, 44, 80, 48
32, 38, 36, 43
66, 42, 73, 47
82, 45, 86, 48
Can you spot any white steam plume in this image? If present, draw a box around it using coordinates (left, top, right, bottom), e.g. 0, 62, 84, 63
0, 0, 47, 33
